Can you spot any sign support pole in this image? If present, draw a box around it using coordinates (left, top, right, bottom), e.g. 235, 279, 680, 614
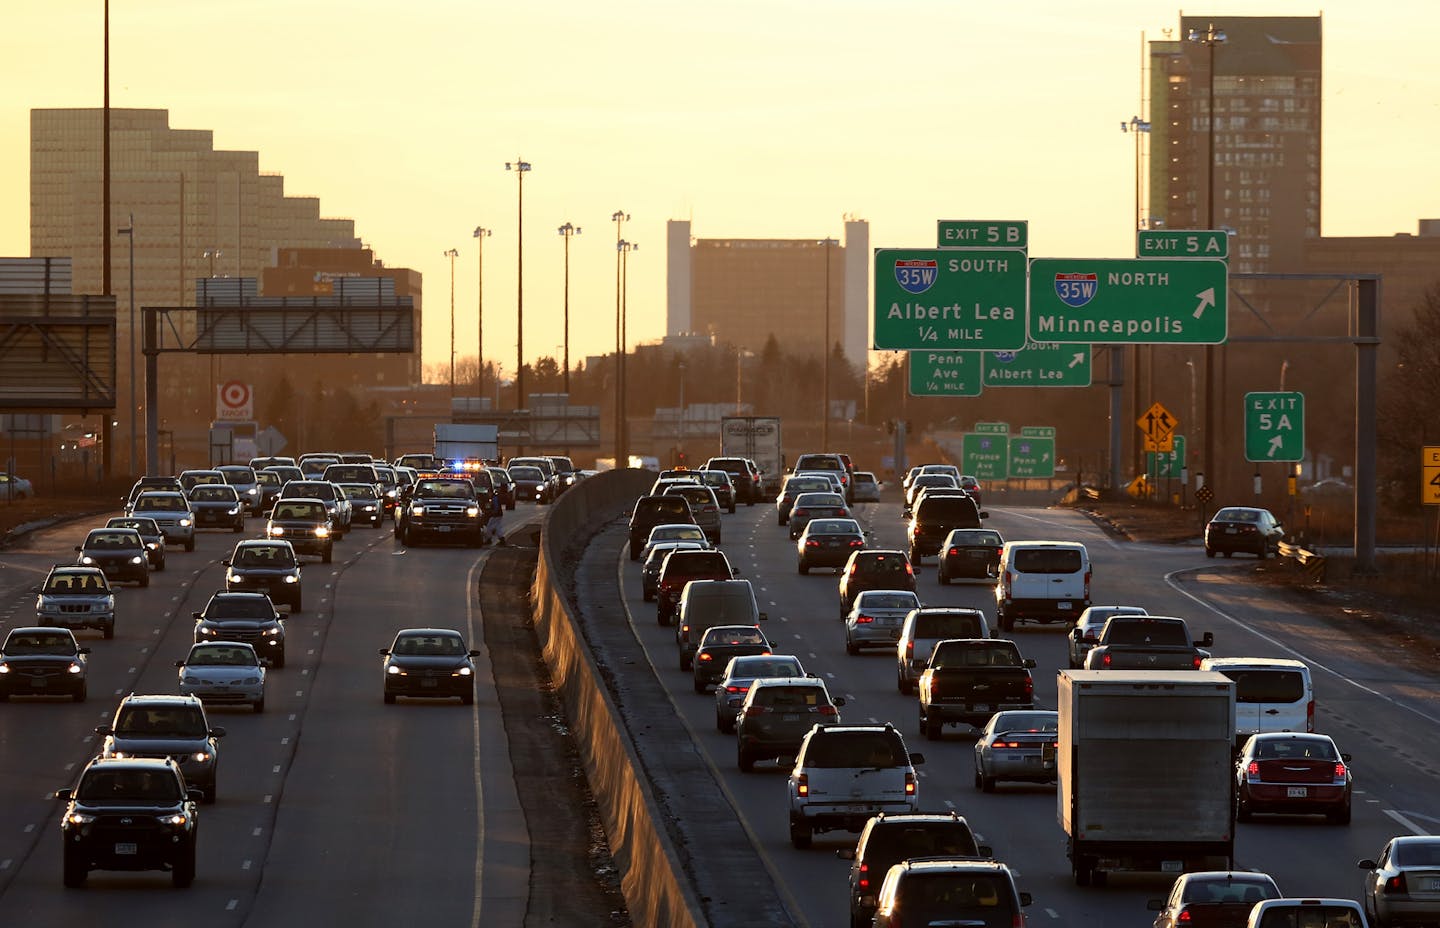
1108, 347, 1124, 493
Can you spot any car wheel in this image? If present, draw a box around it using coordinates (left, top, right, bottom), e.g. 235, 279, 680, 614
1329, 799, 1351, 825
980, 773, 996, 793
642, 589, 654, 603
999, 613, 1014, 634
1257, 546, 1268, 560
232, 523, 243, 533
202, 783, 216, 805
272, 650, 286, 669
1236, 794, 1253, 823
253, 697, 265, 714
798, 562, 808, 575
322, 545, 333, 564
384, 691, 396, 705
140, 572, 150, 588
172, 841, 196, 888
845, 636, 859, 656
185, 539, 195, 552
898, 671, 913, 696
291, 593, 303, 613
62, 845, 88, 888
156, 557, 166, 571
789, 816, 812, 850
937, 570, 949, 586
1224, 551, 1233, 558
74, 683, 87, 703
923, 711, 942, 741
737, 745, 755, 772
461, 689, 475, 706
103, 623, 115, 641
729, 505, 737, 514
778, 515, 786, 526
692, 678, 706, 695
1073, 862, 1092, 887
629, 540, 641, 562
974, 764, 983, 789
680, 652, 691, 672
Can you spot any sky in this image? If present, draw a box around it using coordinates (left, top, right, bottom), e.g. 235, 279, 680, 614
3, 1, 1438, 377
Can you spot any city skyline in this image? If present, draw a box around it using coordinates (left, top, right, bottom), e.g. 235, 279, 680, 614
3, 1, 1438, 377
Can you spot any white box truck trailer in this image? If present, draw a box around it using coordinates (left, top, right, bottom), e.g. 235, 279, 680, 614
720, 416, 783, 496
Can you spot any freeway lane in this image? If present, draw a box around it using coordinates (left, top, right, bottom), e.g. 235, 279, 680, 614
0, 507, 537, 927
614, 492, 1440, 926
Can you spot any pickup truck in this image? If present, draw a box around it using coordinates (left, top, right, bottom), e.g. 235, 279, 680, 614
917, 638, 1036, 740
1082, 615, 1213, 670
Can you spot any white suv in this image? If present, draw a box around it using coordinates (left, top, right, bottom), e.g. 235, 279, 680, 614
786, 723, 924, 849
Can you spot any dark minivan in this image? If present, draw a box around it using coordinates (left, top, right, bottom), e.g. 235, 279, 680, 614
628, 495, 696, 561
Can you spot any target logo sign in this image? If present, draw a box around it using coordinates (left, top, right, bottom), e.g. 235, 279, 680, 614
216, 381, 253, 421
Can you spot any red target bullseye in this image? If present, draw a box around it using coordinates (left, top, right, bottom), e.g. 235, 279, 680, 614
220, 381, 250, 409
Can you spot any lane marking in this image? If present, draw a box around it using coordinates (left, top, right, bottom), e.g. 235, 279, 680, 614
227, 899, 238, 911
1385, 809, 1429, 835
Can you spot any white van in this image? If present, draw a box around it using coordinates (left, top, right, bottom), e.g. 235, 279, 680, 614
993, 541, 1091, 633
1200, 657, 1314, 743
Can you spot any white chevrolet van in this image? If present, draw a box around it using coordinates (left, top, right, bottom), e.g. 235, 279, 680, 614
993, 541, 1091, 633
1200, 657, 1315, 743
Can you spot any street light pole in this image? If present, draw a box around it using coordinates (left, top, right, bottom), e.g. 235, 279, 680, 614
505, 158, 531, 413
1189, 22, 1226, 500
617, 239, 638, 469
444, 248, 459, 397
558, 222, 581, 396
1121, 116, 1151, 482
611, 211, 629, 466
119, 214, 136, 475
821, 238, 837, 451
473, 226, 491, 395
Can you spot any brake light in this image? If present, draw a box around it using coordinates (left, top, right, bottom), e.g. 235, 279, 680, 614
904, 771, 917, 796
994, 547, 1003, 557
1177, 908, 1192, 923
1025, 676, 1034, 697
806, 540, 821, 548
1083, 569, 1092, 599
1334, 762, 1347, 779
817, 704, 838, 716
856, 615, 874, 624
792, 508, 807, 518
947, 546, 959, 557
904, 563, 914, 578
1247, 761, 1260, 778
698, 652, 713, 662
849, 539, 862, 547
1385, 873, 1408, 893
1192, 655, 1203, 669
849, 564, 859, 576
744, 705, 768, 716
906, 640, 914, 655
1101, 653, 1112, 667
725, 685, 749, 694
796, 773, 809, 797
858, 862, 870, 890
681, 624, 691, 635
1306, 699, 1315, 732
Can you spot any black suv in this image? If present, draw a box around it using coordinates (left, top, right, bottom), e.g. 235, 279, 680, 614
97, 695, 226, 803
223, 539, 303, 611
871, 858, 1031, 928
55, 756, 201, 888
193, 591, 287, 667
906, 493, 987, 564
704, 456, 762, 505
0, 626, 89, 702
397, 477, 485, 547
838, 812, 991, 928
628, 495, 696, 561
838, 550, 916, 617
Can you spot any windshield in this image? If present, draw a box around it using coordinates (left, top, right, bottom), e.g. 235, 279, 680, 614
510, 467, 543, 480
730, 657, 802, 679
45, 573, 109, 593
191, 486, 237, 501
1102, 620, 1191, 646
391, 634, 466, 656
700, 627, 765, 646
895, 873, 1011, 916
273, 502, 324, 520
77, 768, 183, 802
235, 546, 296, 568
858, 592, 920, 610
204, 598, 277, 619
804, 732, 905, 768
135, 494, 187, 511
807, 519, 861, 535
4, 631, 76, 654
992, 711, 1058, 733
85, 531, 140, 549
186, 645, 258, 667
113, 707, 207, 738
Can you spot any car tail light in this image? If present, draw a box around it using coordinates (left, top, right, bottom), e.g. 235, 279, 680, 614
904, 563, 914, 578
744, 705, 769, 717
849, 564, 859, 576
858, 862, 870, 890
906, 641, 914, 655
818, 704, 838, 717
998, 741, 1020, 749
849, 539, 862, 547
725, 685, 748, 694
1083, 569, 1092, 600
1306, 699, 1315, 732
1334, 762, 1347, 780
856, 615, 874, 624
1247, 761, 1260, 778
904, 771, 917, 796
1177, 908, 1192, 923
698, 652, 712, 662
796, 773, 809, 797
792, 508, 807, 519
806, 540, 821, 548
994, 547, 1003, 557
947, 546, 959, 557
1025, 676, 1034, 697
1101, 653, 1112, 668
1385, 873, 1408, 893
1192, 655, 1203, 669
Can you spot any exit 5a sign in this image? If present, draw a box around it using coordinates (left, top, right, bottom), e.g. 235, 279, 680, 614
1244, 392, 1304, 462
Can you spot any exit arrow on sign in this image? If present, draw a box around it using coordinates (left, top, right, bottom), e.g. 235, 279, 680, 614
1193, 288, 1216, 319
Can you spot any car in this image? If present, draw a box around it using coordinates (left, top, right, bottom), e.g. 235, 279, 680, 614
794, 469, 845, 495
508, 464, 551, 504
792, 453, 851, 501
908, 494, 988, 565
972, 709, 1059, 792
96, 694, 225, 803
186, 483, 246, 532
663, 483, 723, 544
1148, 871, 1284, 928
712, 653, 806, 734
338, 481, 386, 527
1244, 898, 1369, 928
1302, 477, 1353, 498
74, 526, 150, 586
628, 494, 696, 560
298, 453, 340, 478
957, 474, 982, 508
676, 578, 766, 668
850, 471, 881, 503
994, 540, 1091, 632
776, 474, 837, 525
1206, 506, 1285, 558
379, 628, 480, 704
788, 491, 850, 541
263, 464, 305, 488
545, 455, 579, 494
277, 480, 352, 535
216, 464, 263, 514
106, 516, 167, 570
839, 549, 915, 618
1358, 835, 1440, 928
266, 497, 334, 563
176, 641, 266, 713
128, 490, 195, 551
846, 589, 922, 655
372, 463, 401, 517
1235, 732, 1352, 824
796, 517, 867, 574
640, 523, 712, 561
642, 541, 709, 602
934, 527, 1003, 585
398, 477, 486, 546
895, 607, 988, 695
222, 539, 303, 611
193, 590, 287, 667
250, 455, 297, 470
0, 471, 34, 499
1068, 605, 1148, 669
735, 676, 844, 771
487, 466, 516, 510
34, 566, 115, 639
0, 626, 89, 702
693, 469, 738, 513
903, 473, 959, 515
323, 462, 381, 487
124, 475, 184, 510
870, 857, 1031, 928
704, 456, 763, 505
1202, 657, 1316, 744
787, 723, 923, 848
692, 624, 772, 694
178, 468, 226, 492
839, 812, 992, 928
54, 757, 200, 888
509, 456, 562, 501
656, 548, 738, 628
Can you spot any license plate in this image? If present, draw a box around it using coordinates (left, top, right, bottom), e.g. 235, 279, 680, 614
1225, 526, 1238, 533
968, 551, 987, 558
115, 842, 138, 855
973, 704, 991, 713
1424, 878, 1440, 892
1287, 786, 1308, 798
1057, 601, 1072, 610
1161, 860, 1184, 873
421, 678, 438, 688
782, 713, 801, 721
31, 678, 47, 687
435, 525, 452, 533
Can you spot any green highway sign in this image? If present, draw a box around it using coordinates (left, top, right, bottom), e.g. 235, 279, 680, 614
873, 249, 1028, 351
962, 432, 1009, 479
1137, 230, 1229, 260
1147, 434, 1186, 479
984, 341, 1091, 387
1245, 392, 1305, 462
908, 351, 982, 397
973, 422, 1009, 435
1020, 426, 1055, 438
1027, 257, 1228, 345
1009, 436, 1055, 478
938, 220, 1028, 250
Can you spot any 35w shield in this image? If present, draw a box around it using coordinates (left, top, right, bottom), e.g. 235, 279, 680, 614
894, 259, 938, 295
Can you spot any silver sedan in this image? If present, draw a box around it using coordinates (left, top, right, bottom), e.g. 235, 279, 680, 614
973, 709, 1058, 792
844, 590, 921, 655
176, 642, 266, 713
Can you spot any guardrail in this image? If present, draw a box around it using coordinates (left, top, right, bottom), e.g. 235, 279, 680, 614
1278, 539, 1327, 584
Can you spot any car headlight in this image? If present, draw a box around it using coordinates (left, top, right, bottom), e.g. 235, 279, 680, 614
159, 813, 188, 826
243, 676, 261, 685
130, 555, 145, 565
197, 625, 218, 636
179, 518, 192, 527
314, 526, 330, 538
268, 525, 285, 536
410, 505, 425, 517
192, 751, 211, 763
110, 751, 129, 759
80, 555, 96, 565
283, 574, 298, 583
264, 626, 282, 636
0, 664, 9, 674
226, 571, 240, 583
246, 488, 258, 496
67, 812, 96, 825
466, 506, 480, 517
386, 665, 402, 675
227, 506, 240, 515
146, 541, 161, 551
67, 663, 83, 674
457, 666, 473, 676
385, 490, 397, 499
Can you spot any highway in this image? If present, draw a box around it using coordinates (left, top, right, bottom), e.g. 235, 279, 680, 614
0, 509, 539, 927
612, 492, 1440, 926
